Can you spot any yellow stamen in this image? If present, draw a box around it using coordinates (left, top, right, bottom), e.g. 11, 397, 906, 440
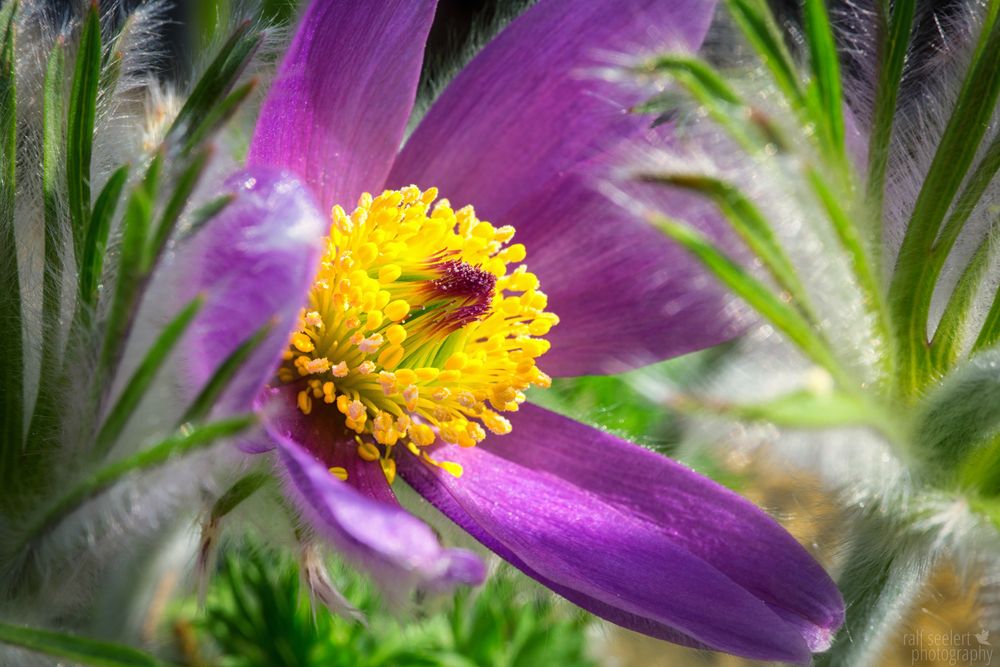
274, 186, 556, 482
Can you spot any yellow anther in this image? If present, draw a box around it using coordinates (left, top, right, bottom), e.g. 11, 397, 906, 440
444, 353, 468, 370
297, 390, 313, 415
379, 264, 402, 283
365, 310, 384, 330
378, 344, 405, 370
385, 300, 410, 322
394, 368, 417, 385
439, 461, 464, 478
357, 441, 381, 461
304, 311, 324, 328
357, 242, 379, 266
292, 333, 315, 353
410, 423, 435, 447
329, 466, 348, 481
385, 324, 407, 345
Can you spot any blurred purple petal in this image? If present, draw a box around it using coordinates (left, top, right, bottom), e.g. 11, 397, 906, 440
275, 431, 485, 594
250, 0, 436, 211
182, 169, 324, 414
507, 173, 739, 376
398, 404, 843, 663
388, 0, 717, 222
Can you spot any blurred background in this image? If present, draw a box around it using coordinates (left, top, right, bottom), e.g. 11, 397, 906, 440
102, 1, 988, 665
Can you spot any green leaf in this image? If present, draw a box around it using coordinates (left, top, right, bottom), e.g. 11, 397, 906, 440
930, 235, 993, 371
802, 0, 846, 166
725, 0, 805, 111
66, 1, 101, 262
0, 0, 23, 471
79, 164, 130, 309
27, 40, 69, 450
866, 0, 915, 227
179, 320, 273, 426
40, 38, 66, 363
178, 193, 234, 241
914, 347, 1000, 474
94, 296, 204, 458
650, 213, 851, 387
146, 146, 213, 269
888, 5, 1000, 396
676, 388, 899, 433
640, 173, 816, 323
0, 621, 174, 667
180, 78, 257, 155
20, 415, 255, 551
166, 21, 263, 154
210, 472, 269, 522
960, 431, 1000, 496
98, 156, 161, 382
974, 287, 1000, 353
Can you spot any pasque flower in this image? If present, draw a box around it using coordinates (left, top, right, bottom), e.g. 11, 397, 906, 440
181, 0, 844, 662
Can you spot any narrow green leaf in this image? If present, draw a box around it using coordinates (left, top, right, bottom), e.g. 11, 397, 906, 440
94, 296, 204, 458
98, 157, 161, 382
21, 415, 255, 550
807, 170, 894, 379
211, 472, 269, 522
638, 55, 741, 105
889, 6, 1000, 396
166, 21, 263, 153
26, 40, 69, 449
66, 1, 101, 261
931, 237, 993, 371
866, 0, 915, 227
803, 0, 846, 165
180, 320, 273, 425
974, 286, 1000, 353
0, 622, 174, 667
79, 164, 130, 308
40, 38, 65, 359
146, 146, 213, 269
650, 213, 850, 386
0, 0, 23, 467
181, 78, 257, 154
725, 0, 806, 110
179, 193, 234, 241
640, 173, 816, 322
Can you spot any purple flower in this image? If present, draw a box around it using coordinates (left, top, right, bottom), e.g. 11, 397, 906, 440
182, 0, 844, 662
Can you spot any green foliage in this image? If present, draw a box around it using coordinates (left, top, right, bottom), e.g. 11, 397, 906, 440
183, 545, 595, 667
0, 621, 173, 667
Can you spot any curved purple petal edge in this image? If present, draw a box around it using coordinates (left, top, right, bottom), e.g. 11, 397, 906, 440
398, 404, 844, 664
275, 432, 486, 596
249, 0, 437, 212
180, 168, 324, 415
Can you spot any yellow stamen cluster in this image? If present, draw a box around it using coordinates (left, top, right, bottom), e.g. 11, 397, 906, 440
276, 186, 557, 482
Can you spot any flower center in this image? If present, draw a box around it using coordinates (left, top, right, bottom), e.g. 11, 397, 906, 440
276, 186, 557, 483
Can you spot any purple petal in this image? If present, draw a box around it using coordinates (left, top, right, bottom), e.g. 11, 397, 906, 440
181, 169, 324, 414
250, 0, 437, 211
398, 404, 843, 663
506, 173, 739, 376
275, 431, 485, 595
388, 0, 717, 222
388, 0, 732, 374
